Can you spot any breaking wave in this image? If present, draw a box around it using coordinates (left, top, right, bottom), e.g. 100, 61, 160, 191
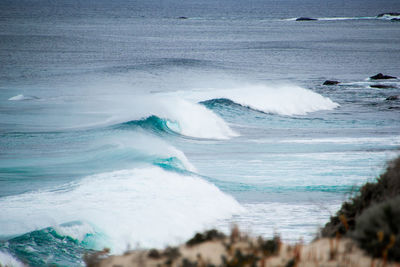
103, 97, 239, 140
0, 167, 242, 254
169, 84, 339, 116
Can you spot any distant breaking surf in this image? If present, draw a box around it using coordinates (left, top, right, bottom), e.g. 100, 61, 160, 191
166, 84, 339, 116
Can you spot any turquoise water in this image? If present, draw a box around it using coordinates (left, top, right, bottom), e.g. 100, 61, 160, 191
1, 0, 400, 265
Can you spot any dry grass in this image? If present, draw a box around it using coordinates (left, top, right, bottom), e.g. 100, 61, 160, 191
84, 228, 400, 267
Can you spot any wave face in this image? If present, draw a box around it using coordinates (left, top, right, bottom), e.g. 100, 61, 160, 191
0, 167, 242, 255
169, 84, 339, 116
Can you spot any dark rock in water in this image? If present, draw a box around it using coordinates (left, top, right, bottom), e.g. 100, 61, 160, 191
323, 80, 340, 85
386, 95, 399, 101
377, 12, 400, 17
392, 18, 400, 21
296, 17, 317, 21
370, 73, 397, 80
178, 16, 188, 19
370, 84, 397, 89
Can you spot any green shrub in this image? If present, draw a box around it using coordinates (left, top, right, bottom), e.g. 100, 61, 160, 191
352, 196, 400, 261
321, 156, 400, 237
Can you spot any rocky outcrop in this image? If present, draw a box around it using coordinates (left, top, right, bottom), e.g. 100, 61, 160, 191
296, 17, 317, 21
370, 73, 397, 80
323, 80, 340, 85
386, 95, 399, 101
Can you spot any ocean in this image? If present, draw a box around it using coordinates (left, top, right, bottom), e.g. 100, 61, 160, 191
1, 0, 400, 265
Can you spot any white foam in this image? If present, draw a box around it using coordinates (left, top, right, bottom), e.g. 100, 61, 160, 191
0, 167, 242, 253
283, 18, 298, 21
377, 14, 400, 20
0, 250, 25, 267
317, 16, 375, 21
8, 94, 38, 101
221, 202, 341, 243
170, 84, 339, 116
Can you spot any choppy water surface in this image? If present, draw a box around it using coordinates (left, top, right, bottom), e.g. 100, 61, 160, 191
1, 0, 400, 265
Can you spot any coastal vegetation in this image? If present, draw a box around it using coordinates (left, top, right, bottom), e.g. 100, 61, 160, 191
322, 156, 400, 261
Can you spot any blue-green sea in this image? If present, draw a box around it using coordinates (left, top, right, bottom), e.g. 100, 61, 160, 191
1, 0, 400, 265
